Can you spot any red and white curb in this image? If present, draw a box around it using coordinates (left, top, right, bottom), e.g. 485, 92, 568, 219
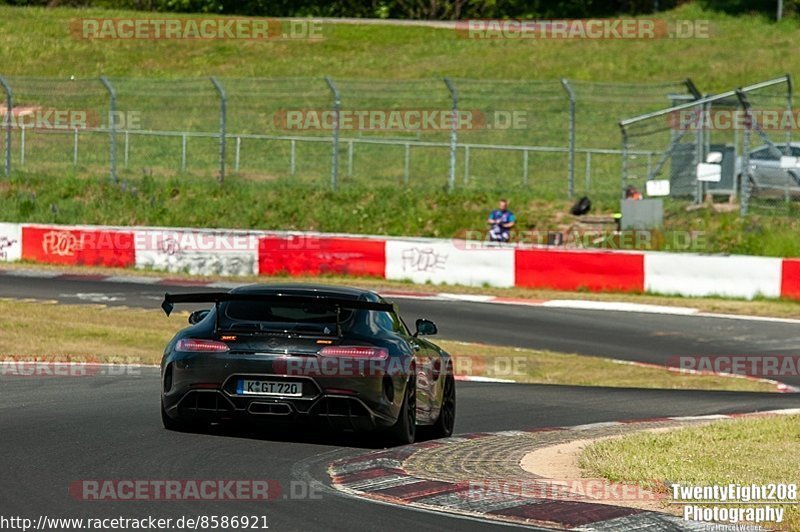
611, 359, 800, 394
329, 410, 800, 530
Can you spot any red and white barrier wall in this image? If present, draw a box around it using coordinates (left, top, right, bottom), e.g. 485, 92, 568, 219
0, 222, 798, 301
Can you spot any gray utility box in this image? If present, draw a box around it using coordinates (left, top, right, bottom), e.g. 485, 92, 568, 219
621, 198, 663, 230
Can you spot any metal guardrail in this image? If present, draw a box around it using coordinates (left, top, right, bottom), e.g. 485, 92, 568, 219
13, 125, 657, 190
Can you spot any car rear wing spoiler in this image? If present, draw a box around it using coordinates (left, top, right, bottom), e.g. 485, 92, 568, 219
161, 292, 394, 317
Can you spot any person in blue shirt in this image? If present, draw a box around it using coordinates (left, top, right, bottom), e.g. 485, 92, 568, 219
487, 199, 516, 243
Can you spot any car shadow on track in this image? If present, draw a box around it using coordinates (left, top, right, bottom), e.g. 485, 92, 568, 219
174, 420, 438, 450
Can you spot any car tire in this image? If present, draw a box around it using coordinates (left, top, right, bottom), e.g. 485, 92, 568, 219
387, 377, 416, 446
426, 374, 456, 439
161, 400, 198, 432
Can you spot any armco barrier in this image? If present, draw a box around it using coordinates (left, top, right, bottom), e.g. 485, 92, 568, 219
644, 253, 783, 299
782, 259, 800, 300
385, 239, 515, 288
21, 225, 135, 268
0, 223, 22, 262
135, 229, 260, 276
1, 222, 799, 301
258, 235, 386, 278
515, 248, 644, 292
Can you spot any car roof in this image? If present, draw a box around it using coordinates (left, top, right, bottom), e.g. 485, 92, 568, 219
230, 283, 381, 302
753, 142, 800, 150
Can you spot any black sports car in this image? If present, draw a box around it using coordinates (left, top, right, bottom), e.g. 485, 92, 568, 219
159, 284, 455, 444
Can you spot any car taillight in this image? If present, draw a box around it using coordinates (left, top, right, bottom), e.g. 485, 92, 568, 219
319, 346, 388, 360
176, 339, 230, 353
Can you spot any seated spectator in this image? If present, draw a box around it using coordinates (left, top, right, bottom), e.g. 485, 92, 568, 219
487, 199, 516, 243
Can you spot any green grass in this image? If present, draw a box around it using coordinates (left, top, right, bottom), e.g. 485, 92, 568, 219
437, 340, 778, 391
1, 4, 795, 85
580, 415, 800, 530
1, 4, 800, 254
3, 172, 800, 255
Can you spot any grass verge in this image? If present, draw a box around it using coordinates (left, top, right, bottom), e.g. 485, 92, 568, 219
0, 298, 780, 392
4, 175, 800, 256
579, 415, 800, 530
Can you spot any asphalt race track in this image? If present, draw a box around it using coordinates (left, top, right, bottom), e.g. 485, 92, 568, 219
2, 271, 800, 531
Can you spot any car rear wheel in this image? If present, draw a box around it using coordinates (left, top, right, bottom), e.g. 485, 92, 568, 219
433, 374, 456, 438
161, 400, 199, 432
386, 377, 416, 446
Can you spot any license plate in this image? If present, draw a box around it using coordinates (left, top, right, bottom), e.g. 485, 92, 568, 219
237, 379, 303, 397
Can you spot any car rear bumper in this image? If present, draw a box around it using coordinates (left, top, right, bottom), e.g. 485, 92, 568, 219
164, 389, 396, 431
161, 352, 405, 431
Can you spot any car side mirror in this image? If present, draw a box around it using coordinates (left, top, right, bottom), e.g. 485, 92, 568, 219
188, 309, 210, 325
415, 318, 437, 336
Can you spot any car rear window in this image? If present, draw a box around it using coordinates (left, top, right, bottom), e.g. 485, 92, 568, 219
221, 300, 356, 334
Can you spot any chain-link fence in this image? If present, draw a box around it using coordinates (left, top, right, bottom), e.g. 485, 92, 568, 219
619, 75, 794, 216
1, 76, 694, 202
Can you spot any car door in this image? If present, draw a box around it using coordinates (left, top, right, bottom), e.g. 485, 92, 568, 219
751, 145, 787, 189
392, 310, 436, 423
416, 338, 449, 424
410, 335, 439, 424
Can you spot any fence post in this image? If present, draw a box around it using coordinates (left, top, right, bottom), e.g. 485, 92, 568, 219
235, 136, 241, 172
210, 77, 227, 183
0, 76, 11, 177
443, 77, 458, 192
403, 143, 410, 184
735, 89, 751, 216
561, 78, 576, 199
99, 77, 117, 183
693, 101, 706, 204
324, 76, 340, 191
181, 134, 187, 172
522, 149, 529, 186
463, 145, 470, 184
684, 78, 702, 100
290, 139, 296, 178
619, 123, 629, 198
585, 151, 592, 192
73, 128, 79, 168
347, 139, 353, 178
785, 73, 793, 154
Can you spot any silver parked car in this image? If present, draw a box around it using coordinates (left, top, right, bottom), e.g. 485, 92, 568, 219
736, 143, 800, 198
